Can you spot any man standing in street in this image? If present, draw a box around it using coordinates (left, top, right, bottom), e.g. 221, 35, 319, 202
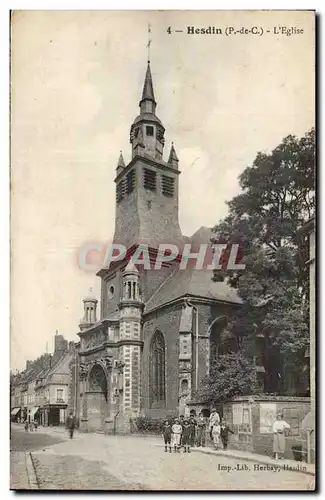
66, 412, 76, 439
208, 408, 220, 440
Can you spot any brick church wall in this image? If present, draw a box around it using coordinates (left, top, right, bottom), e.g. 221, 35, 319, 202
142, 303, 182, 418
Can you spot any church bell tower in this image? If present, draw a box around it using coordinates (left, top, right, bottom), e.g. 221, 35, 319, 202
113, 60, 183, 249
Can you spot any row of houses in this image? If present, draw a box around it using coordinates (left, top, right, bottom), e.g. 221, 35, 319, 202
10, 333, 78, 426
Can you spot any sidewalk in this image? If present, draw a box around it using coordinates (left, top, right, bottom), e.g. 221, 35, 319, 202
185, 446, 315, 476
10, 452, 38, 490
13, 424, 315, 477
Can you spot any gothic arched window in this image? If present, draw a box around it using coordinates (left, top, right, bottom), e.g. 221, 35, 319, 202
149, 331, 166, 408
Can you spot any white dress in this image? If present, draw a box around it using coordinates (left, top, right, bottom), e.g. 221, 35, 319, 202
273, 420, 290, 454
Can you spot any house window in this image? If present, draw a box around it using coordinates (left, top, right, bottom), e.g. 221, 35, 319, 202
57, 389, 64, 401
149, 331, 166, 408
146, 126, 154, 136
161, 175, 175, 197
143, 168, 157, 191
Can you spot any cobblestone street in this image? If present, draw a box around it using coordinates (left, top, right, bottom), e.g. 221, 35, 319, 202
10, 425, 315, 491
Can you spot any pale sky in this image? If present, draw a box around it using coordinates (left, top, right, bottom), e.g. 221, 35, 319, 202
10, 10, 315, 371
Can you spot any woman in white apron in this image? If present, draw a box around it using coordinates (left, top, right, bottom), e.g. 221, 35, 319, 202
273, 412, 290, 460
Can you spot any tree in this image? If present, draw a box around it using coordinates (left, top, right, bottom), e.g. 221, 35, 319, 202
197, 353, 258, 404
208, 129, 315, 396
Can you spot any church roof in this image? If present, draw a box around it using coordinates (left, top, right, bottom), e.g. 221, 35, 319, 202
144, 226, 241, 313
141, 62, 156, 103
144, 266, 241, 313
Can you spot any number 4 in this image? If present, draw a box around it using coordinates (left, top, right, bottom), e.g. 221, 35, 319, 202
167, 27, 171, 34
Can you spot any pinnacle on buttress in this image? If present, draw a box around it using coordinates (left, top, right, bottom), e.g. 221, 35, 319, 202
168, 142, 179, 168
116, 151, 126, 175
117, 151, 125, 169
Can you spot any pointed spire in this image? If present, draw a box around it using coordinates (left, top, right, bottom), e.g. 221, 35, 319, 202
116, 151, 126, 175
168, 142, 179, 168
140, 62, 156, 106
117, 151, 125, 169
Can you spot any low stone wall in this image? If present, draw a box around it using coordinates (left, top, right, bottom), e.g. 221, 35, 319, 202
223, 396, 312, 462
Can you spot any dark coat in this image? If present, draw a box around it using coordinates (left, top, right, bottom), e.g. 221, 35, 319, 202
220, 424, 234, 440
182, 424, 191, 439
66, 415, 76, 429
189, 420, 197, 438
162, 424, 172, 439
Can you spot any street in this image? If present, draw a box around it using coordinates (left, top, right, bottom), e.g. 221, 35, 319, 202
10, 425, 314, 491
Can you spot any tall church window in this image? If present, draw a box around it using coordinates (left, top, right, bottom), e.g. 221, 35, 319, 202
143, 168, 157, 191
149, 330, 166, 407
161, 175, 175, 197
146, 125, 154, 136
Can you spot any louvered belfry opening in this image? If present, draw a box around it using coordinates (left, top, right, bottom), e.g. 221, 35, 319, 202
143, 168, 157, 191
126, 169, 136, 194
161, 175, 175, 197
116, 179, 125, 203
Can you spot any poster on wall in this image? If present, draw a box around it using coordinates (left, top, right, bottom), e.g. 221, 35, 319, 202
260, 403, 277, 434
232, 404, 251, 425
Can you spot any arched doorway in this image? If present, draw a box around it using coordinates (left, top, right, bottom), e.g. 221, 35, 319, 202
89, 364, 108, 400
86, 363, 110, 432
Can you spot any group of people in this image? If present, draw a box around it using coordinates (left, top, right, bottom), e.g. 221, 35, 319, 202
162, 409, 234, 453
23, 419, 38, 432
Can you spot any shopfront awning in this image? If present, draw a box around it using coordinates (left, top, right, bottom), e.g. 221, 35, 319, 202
11, 407, 21, 416
29, 407, 39, 416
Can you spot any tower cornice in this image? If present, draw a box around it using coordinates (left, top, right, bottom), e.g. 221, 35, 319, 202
114, 154, 181, 183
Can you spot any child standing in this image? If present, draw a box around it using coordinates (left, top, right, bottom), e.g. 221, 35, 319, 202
220, 419, 234, 450
212, 421, 221, 450
181, 420, 191, 453
162, 420, 172, 453
171, 418, 183, 453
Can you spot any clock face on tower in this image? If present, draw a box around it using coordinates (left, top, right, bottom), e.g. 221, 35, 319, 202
108, 285, 115, 300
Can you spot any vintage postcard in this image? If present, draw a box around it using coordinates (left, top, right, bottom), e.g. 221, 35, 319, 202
10, 10, 316, 491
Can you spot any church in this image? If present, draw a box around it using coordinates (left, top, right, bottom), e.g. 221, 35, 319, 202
72, 59, 242, 433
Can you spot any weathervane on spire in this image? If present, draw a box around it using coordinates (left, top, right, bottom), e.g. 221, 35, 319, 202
147, 23, 152, 63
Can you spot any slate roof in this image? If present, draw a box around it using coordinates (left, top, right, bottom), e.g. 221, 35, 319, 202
144, 267, 241, 313
46, 352, 73, 378
144, 226, 241, 313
